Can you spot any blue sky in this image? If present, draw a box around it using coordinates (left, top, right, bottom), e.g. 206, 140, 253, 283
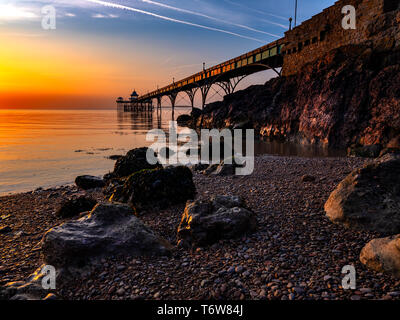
0, 0, 336, 107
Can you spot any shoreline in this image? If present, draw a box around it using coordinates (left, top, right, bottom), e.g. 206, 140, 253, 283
2, 154, 400, 300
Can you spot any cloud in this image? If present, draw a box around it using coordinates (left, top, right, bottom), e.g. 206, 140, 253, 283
223, 0, 288, 21
84, 0, 266, 43
65, 13, 76, 17
92, 13, 118, 18
0, 4, 38, 20
92, 13, 107, 18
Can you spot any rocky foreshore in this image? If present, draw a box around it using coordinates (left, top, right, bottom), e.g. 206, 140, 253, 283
2, 153, 400, 300
190, 43, 400, 155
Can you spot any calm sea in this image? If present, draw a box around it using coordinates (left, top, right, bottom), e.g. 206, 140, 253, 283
0, 107, 345, 196
0, 107, 191, 196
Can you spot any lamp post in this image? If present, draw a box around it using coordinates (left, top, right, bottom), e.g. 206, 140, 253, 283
295, 0, 298, 27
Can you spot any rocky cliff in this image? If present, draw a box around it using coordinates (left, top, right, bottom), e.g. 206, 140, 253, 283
194, 10, 400, 151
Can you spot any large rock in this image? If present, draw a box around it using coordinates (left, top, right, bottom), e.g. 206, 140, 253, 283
111, 166, 196, 213
75, 175, 105, 190
325, 153, 400, 234
177, 195, 256, 247
41, 203, 172, 268
1, 265, 59, 300
347, 144, 383, 158
360, 234, 400, 278
112, 147, 161, 178
55, 196, 97, 218
176, 114, 192, 125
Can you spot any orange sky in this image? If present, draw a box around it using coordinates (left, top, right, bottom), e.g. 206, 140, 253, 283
0, 0, 330, 109
0, 32, 151, 108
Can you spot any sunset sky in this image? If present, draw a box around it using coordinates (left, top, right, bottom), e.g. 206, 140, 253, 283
0, 0, 335, 108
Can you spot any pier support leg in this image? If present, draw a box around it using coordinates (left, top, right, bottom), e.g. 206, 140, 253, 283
157, 97, 162, 111
200, 83, 212, 110
217, 75, 247, 95
185, 88, 198, 110
168, 92, 178, 110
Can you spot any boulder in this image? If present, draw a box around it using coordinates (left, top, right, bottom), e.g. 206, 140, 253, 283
360, 234, 400, 278
41, 203, 172, 268
176, 114, 192, 125
213, 160, 236, 176
177, 195, 256, 247
111, 166, 196, 213
103, 178, 124, 198
325, 153, 400, 234
108, 155, 123, 161
188, 163, 209, 172
379, 135, 400, 157
1, 264, 59, 300
55, 196, 97, 218
75, 175, 105, 190
112, 147, 161, 178
348, 144, 383, 158
0, 226, 12, 234
191, 107, 202, 119
202, 157, 245, 176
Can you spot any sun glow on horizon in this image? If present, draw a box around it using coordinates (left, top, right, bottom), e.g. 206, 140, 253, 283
0, 4, 38, 20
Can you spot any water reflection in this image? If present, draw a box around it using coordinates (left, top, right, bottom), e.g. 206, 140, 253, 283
116, 107, 184, 134
254, 139, 347, 158
0, 107, 347, 196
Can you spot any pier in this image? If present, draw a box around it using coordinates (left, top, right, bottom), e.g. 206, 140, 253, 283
117, 0, 397, 112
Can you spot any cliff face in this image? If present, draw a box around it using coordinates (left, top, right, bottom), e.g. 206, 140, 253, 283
195, 9, 400, 150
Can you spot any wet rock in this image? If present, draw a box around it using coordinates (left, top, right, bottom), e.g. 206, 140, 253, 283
202, 157, 246, 176
177, 195, 256, 247
108, 155, 123, 161
1, 264, 58, 300
202, 163, 219, 175
379, 135, 400, 156
176, 114, 192, 125
0, 226, 12, 234
75, 175, 105, 190
111, 166, 196, 213
348, 144, 383, 158
41, 203, 173, 268
188, 163, 209, 172
191, 107, 202, 119
325, 153, 400, 234
112, 147, 161, 178
43, 293, 58, 300
55, 196, 97, 219
213, 160, 236, 176
360, 234, 400, 278
102, 178, 124, 198
379, 148, 400, 157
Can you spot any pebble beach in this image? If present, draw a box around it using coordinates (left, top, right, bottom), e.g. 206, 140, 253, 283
1, 155, 400, 300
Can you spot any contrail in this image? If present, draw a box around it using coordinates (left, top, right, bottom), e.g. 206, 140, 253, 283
133, 0, 280, 37
85, 0, 266, 42
257, 18, 287, 29
223, 0, 288, 21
